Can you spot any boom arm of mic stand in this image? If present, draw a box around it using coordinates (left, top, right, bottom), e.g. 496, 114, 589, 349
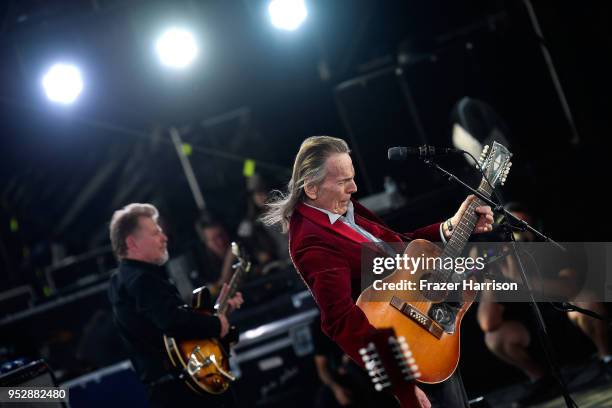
420, 157, 566, 252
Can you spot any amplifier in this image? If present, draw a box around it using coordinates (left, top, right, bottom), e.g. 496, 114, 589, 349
60, 360, 148, 408
231, 308, 320, 407
0, 359, 65, 408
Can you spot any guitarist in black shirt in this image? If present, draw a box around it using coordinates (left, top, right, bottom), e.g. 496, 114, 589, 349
107, 203, 243, 408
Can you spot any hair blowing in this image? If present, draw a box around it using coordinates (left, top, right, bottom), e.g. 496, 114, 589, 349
261, 136, 349, 232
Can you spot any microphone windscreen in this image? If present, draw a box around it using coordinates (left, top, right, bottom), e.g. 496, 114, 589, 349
388, 147, 407, 160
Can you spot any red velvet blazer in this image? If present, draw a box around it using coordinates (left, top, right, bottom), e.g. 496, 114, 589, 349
289, 199, 442, 364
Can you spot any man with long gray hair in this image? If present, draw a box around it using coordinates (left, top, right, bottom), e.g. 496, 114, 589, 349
107, 203, 243, 408
264, 136, 494, 407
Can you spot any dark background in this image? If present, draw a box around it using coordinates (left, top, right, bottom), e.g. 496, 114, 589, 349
0, 0, 610, 399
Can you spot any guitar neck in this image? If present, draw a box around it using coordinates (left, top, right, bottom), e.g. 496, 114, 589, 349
442, 179, 493, 259
216, 263, 246, 315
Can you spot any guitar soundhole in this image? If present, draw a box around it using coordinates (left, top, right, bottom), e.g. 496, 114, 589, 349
428, 303, 459, 332
419, 272, 447, 302
430, 305, 452, 325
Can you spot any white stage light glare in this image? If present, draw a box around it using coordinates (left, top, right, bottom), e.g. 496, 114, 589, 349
155, 28, 199, 69
268, 0, 308, 31
42, 63, 84, 104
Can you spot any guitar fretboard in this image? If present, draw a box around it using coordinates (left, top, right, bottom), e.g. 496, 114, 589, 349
441, 179, 493, 261
216, 259, 247, 315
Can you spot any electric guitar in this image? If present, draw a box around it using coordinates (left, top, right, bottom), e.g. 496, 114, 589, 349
357, 142, 512, 383
360, 328, 422, 408
163, 242, 250, 394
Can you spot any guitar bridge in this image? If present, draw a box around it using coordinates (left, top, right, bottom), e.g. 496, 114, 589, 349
389, 296, 444, 339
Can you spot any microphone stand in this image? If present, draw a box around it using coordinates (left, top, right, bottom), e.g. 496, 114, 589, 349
420, 156, 577, 408
421, 157, 565, 251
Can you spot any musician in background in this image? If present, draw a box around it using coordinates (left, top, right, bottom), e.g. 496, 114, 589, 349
237, 174, 289, 266
107, 203, 243, 408
263, 136, 494, 408
194, 217, 235, 296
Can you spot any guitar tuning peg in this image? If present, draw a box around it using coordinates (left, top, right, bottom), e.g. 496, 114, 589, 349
374, 382, 391, 391
407, 370, 422, 381
372, 373, 389, 382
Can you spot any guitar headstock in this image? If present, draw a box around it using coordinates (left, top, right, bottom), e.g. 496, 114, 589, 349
359, 328, 420, 393
230, 242, 251, 274
476, 141, 513, 187
214, 242, 251, 314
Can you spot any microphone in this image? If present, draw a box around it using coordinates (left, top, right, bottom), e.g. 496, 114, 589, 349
388, 145, 460, 160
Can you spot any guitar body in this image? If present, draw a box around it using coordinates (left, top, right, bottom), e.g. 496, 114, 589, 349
163, 285, 234, 395
357, 239, 478, 384
164, 328, 231, 394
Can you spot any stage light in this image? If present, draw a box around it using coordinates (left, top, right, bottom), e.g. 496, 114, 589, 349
42, 63, 83, 104
155, 28, 198, 69
268, 0, 307, 31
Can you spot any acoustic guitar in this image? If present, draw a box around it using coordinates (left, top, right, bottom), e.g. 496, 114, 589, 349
357, 142, 512, 383
163, 242, 250, 394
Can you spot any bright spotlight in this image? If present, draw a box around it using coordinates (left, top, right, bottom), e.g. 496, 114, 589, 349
268, 0, 308, 31
155, 28, 198, 69
42, 63, 83, 104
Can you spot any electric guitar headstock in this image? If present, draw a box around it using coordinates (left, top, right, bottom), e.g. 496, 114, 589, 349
360, 328, 421, 407
214, 242, 251, 315
230, 242, 251, 273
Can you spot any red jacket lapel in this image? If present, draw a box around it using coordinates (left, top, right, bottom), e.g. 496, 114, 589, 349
294, 202, 370, 244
